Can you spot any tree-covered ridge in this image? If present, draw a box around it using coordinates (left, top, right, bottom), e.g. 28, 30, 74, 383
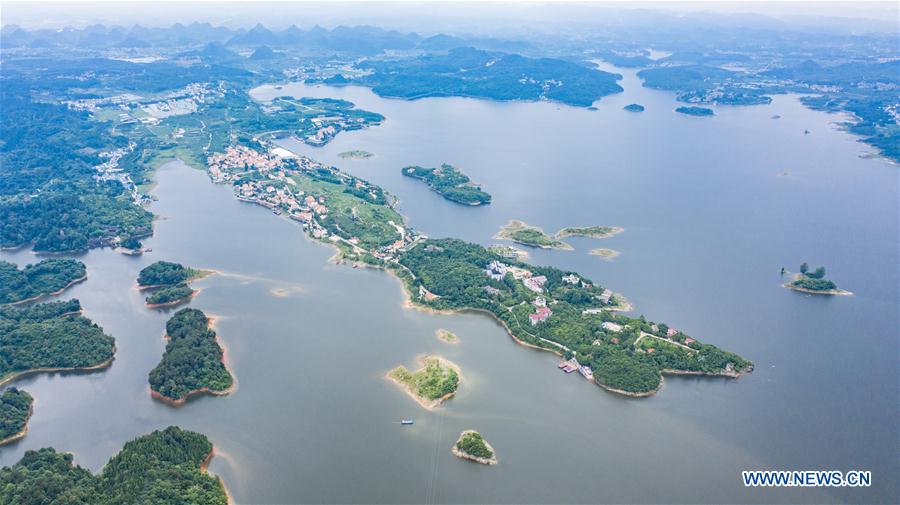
396, 238, 752, 395
145, 284, 196, 307
0, 388, 33, 443
356, 47, 623, 107
149, 309, 233, 403
0, 426, 228, 505
0, 83, 153, 253
402, 164, 492, 206
137, 261, 202, 287
0, 301, 115, 383
0, 259, 86, 305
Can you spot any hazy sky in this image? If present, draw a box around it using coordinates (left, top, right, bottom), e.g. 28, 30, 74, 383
3, 1, 897, 35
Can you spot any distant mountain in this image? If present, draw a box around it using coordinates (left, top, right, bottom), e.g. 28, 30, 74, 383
249, 45, 277, 60
227, 23, 280, 46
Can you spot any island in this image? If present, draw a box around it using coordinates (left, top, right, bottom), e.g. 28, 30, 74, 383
149, 308, 234, 406
203, 144, 752, 397
388, 356, 460, 410
495, 220, 573, 250
0, 300, 116, 387
402, 164, 491, 206
0, 388, 33, 446
676, 106, 715, 117
452, 430, 497, 465
784, 263, 851, 295
589, 248, 621, 260
555, 226, 624, 239
145, 284, 197, 308
624, 103, 645, 112
436, 329, 459, 344
137, 260, 208, 288
338, 150, 374, 160
0, 426, 229, 504
0, 259, 87, 305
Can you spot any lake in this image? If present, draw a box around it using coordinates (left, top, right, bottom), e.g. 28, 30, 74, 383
1, 62, 897, 504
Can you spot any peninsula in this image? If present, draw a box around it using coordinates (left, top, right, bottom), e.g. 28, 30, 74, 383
0, 300, 116, 387
556, 226, 624, 239
0, 426, 229, 504
784, 263, 851, 295
495, 220, 573, 250
388, 356, 460, 410
202, 143, 752, 397
676, 106, 715, 117
452, 430, 498, 465
149, 308, 233, 406
402, 164, 491, 206
0, 259, 87, 305
0, 388, 33, 446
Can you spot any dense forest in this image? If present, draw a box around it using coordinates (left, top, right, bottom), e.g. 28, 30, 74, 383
455, 431, 494, 460
0, 426, 228, 504
401, 164, 492, 206
0, 388, 33, 442
0, 259, 86, 304
137, 261, 201, 287
0, 300, 115, 382
149, 309, 232, 402
146, 284, 196, 306
0, 83, 153, 253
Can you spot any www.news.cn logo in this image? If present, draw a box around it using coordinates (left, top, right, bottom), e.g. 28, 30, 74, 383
743, 470, 871, 487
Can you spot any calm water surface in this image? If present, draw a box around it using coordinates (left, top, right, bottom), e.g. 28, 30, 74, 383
1, 63, 897, 504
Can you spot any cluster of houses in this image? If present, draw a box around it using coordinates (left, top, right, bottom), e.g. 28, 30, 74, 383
93, 142, 149, 205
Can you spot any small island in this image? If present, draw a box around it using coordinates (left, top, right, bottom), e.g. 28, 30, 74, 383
624, 103, 645, 112
0, 259, 87, 305
676, 106, 715, 117
0, 388, 34, 446
338, 150, 374, 160
436, 329, 459, 344
145, 284, 197, 308
784, 263, 852, 295
495, 220, 573, 250
138, 261, 210, 308
0, 426, 229, 504
388, 356, 460, 410
0, 300, 116, 387
555, 226, 624, 239
402, 164, 492, 206
589, 248, 621, 260
452, 430, 497, 465
149, 308, 234, 406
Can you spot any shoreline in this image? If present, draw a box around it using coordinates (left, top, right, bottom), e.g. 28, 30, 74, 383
199, 447, 235, 505
151, 329, 235, 407
0, 405, 34, 447
3, 275, 88, 307
0, 353, 115, 388
782, 282, 853, 296
451, 430, 498, 465
386, 355, 461, 411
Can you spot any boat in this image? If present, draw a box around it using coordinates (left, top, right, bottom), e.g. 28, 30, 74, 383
400, 419, 414, 425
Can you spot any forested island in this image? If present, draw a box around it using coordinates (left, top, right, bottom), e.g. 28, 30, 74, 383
495, 220, 573, 250
0, 300, 115, 387
675, 106, 715, 117
338, 150, 374, 160
204, 144, 752, 397
436, 329, 459, 344
556, 226, 623, 239
0, 426, 229, 504
452, 430, 497, 465
145, 284, 197, 308
0, 388, 33, 446
402, 164, 492, 206
784, 263, 851, 295
0, 259, 86, 305
388, 356, 460, 410
624, 103, 645, 112
589, 248, 621, 260
137, 261, 207, 288
149, 308, 233, 405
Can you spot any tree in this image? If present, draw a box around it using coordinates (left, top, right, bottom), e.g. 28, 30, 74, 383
800, 262, 809, 274
808, 266, 826, 279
